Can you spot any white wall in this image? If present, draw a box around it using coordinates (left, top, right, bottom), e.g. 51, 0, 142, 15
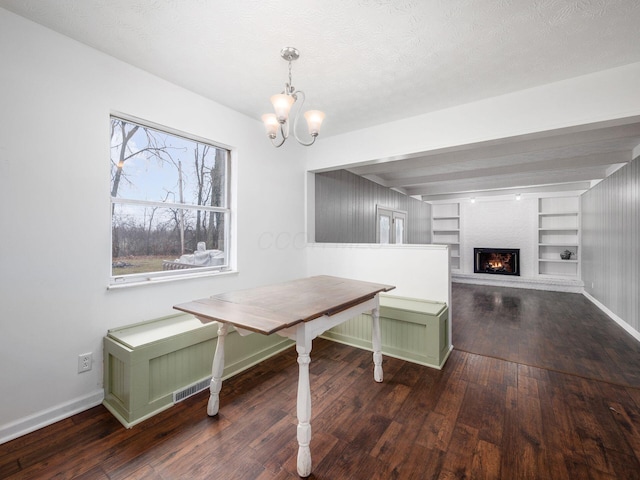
0, 9, 307, 442
459, 198, 537, 276
306, 243, 450, 302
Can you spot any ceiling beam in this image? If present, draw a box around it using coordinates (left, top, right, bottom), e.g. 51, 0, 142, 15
420, 182, 592, 202
404, 166, 608, 196
384, 150, 630, 187
347, 122, 640, 176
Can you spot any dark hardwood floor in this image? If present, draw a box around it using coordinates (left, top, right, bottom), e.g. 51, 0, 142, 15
2, 283, 640, 479
452, 283, 640, 388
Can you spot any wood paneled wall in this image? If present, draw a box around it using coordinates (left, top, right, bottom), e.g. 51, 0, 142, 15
314, 170, 431, 244
582, 154, 639, 332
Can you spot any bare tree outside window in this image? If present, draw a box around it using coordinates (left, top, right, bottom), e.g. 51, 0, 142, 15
110, 116, 230, 283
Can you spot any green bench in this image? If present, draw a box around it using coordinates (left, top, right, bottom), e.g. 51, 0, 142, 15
322, 294, 451, 369
103, 314, 293, 427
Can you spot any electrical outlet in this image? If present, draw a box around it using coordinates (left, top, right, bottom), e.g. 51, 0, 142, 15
78, 353, 92, 373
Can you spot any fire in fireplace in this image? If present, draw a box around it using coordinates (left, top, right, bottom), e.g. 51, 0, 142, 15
474, 248, 520, 276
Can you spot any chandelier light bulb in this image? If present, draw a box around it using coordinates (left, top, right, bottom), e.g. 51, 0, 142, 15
271, 94, 295, 123
262, 114, 279, 139
304, 110, 325, 136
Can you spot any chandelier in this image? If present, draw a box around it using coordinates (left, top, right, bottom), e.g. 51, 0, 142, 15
262, 47, 325, 147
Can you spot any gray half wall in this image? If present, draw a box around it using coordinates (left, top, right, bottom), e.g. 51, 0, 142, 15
315, 170, 431, 244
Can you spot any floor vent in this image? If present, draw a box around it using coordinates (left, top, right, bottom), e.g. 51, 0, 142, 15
173, 377, 211, 404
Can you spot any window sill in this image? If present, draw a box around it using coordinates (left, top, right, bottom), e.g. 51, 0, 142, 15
107, 269, 238, 290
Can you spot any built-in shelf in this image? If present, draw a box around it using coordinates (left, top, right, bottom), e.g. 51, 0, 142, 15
432, 203, 461, 272
537, 197, 580, 278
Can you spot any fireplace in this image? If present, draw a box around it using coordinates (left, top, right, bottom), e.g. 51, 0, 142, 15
474, 248, 520, 276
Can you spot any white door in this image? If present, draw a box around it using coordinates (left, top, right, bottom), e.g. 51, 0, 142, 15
376, 206, 406, 244
377, 208, 392, 244
393, 212, 406, 244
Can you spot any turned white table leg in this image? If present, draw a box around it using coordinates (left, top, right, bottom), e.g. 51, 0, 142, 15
208, 322, 229, 416
296, 337, 313, 477
371, 305, 383, 382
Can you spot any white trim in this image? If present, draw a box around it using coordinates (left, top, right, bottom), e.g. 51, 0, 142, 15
107, 268, 238, 290
583, 291, 640, 343
306, 242, 448, 250
110, 111, 235, 151
0, 390, 104, 445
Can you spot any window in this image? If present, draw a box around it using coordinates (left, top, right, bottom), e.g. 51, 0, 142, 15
110, 115, 231, 285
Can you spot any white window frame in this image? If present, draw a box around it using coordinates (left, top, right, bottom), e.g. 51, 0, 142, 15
109, 114, 234, 287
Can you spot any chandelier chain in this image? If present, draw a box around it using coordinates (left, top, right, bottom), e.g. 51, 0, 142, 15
288, 60, 294, 94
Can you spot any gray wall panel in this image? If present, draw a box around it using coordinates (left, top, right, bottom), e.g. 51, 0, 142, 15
582, 154, 639, 332
315, 170, 431, 244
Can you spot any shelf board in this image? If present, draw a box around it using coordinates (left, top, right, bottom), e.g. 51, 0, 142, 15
537, 273, 579, 278
433, 229, 460, 233
538, 243, 579, 247
432, 216, 460, 220
538, 211, 579, 216
538, 259, 578, 263
538, 228, 578, 232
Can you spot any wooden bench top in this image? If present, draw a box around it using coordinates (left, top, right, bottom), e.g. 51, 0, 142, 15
173, 275, 395, 335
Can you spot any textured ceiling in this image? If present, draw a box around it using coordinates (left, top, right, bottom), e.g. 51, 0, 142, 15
3, 0, 640, 197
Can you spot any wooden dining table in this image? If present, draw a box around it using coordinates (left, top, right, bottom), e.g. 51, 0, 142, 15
174, 275, 395, 477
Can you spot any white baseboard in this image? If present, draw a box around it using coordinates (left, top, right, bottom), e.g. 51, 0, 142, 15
0, 390, 104, 445
582, 291, 640, 343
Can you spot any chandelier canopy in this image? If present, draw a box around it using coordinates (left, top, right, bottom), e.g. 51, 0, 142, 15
262, 47, 325, 147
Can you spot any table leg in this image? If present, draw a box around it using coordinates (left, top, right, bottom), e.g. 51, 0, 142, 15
208, 322, 229, 416
371, 306, 383, 382
296, 337, 312, 477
